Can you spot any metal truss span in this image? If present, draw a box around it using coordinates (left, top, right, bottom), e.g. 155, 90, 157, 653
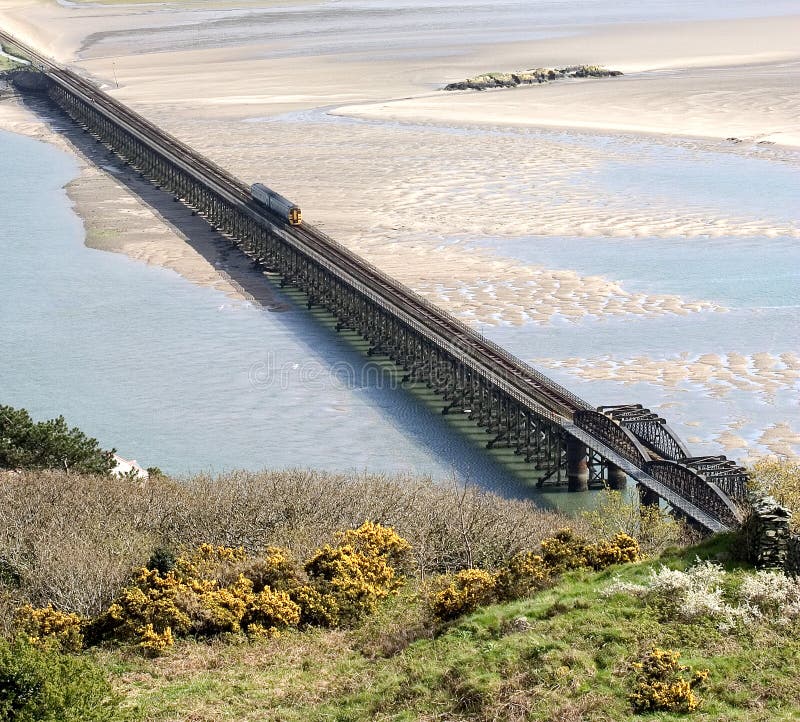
0, 30, 752, 533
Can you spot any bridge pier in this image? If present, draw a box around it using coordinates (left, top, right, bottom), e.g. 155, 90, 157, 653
607, 462, 627, 490
638, 483, 660, 507
566, 437, 589, 492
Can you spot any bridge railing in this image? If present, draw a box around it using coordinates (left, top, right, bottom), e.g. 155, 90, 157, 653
19, 30, 750, 532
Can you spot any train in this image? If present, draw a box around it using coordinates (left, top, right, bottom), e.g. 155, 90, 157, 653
250, 183, 302, 225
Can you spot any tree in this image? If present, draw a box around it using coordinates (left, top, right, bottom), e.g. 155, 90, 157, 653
0, 404, 115, 474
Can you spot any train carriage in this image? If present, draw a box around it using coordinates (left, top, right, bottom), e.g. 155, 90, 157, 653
251, 183, 302, 225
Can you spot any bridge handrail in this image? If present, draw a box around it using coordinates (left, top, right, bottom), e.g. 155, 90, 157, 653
7, 27, 749, 531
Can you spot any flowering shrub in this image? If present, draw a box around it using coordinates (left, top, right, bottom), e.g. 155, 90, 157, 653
304, 522, 410, 624
540, 529, 640, 574
42, 524, 412, 652
14, 605, 85, 653
239, 546, 301, 592
737, 569, 800, 622
629, 647, 708, 714
540, 528, 590, 573
586, 533, 640, 570
431, 569, 497, 621
289, 584, 340, 628
242, 587, 301, 637
428, 530, 641, 622
338, 521, 412, 571
606, 559, 800, 631
494, 551, 550, 601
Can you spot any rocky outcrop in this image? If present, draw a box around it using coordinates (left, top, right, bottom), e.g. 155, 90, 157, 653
444, 65, 622, 91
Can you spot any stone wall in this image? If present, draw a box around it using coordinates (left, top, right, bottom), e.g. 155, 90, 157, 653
788, 533, 800, 576
743, 493, 795, 572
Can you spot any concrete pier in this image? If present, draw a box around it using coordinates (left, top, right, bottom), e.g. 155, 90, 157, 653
567, 438, 589, 492
607, 463, 628, 490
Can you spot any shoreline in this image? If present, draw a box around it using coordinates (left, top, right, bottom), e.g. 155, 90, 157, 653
0, 94, 282, 305
1, 0, 798, 462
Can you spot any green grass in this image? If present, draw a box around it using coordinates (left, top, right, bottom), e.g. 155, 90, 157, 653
88, 535, 800, 721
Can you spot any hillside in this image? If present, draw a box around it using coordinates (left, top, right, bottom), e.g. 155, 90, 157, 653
72, 537, 800, 721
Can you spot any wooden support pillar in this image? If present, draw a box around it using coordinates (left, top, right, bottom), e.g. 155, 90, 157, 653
566, 437, 589, 492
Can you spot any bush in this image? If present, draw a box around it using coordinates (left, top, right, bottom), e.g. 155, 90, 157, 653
64, 525, 411, 652
606, 559, 800, 632
0, 638, 118, 721
14, 605, 84, 653
581, 488, 696, 556
0, 405, 115, 474
431, 569, 497, 621
586, 533, 640, 570
494, 551, 550, 601
749, 457, 800, 528
540, 528, 590, 573
304, 523, 407, 625
0, 470, 573, 617
629, 647, 708, 714
242, 588, 301, 637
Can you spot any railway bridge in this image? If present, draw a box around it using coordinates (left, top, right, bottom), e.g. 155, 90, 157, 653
0, 31, 750, 533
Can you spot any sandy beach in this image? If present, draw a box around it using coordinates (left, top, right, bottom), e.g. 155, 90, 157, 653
1, 0, 798, 458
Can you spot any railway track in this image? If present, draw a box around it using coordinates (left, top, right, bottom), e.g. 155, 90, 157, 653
1, 30, 748, 532
6, 33, 589, 422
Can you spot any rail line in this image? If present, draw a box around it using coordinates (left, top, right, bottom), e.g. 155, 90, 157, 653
1, 30, 748, 532
36, 43, 591, 421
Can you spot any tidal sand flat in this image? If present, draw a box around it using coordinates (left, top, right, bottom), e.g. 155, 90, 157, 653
1, 0, 797, 465
0, 122, 535, 489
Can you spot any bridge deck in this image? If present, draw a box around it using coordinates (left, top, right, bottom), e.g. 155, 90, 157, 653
0, 29, 739, 532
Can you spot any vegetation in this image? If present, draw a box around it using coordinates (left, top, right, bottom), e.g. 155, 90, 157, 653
0, 469, 579, 623
1, 456, 797, 719
0, 405, 115, 475
749, 456, 800, 529
65, 536, 800, 721
0, 638, 117, 721
0, 44, 25, 72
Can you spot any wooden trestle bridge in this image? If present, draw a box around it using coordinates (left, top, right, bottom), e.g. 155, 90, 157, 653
0, 31, 750, 533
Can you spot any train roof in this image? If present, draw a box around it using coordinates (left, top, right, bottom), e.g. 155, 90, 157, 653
251, 183, 299, 210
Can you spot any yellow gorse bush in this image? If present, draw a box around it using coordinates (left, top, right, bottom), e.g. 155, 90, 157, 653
494, 551, 549, 602
430, 529, 641, 621
542, 528, 641, 573
16, 523, 412, 654
15, 604, 85, 653
629, 647, 708, 714
431, 569, 497, 621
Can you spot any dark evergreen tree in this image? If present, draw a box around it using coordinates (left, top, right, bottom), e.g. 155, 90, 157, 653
0, 404, 115, 474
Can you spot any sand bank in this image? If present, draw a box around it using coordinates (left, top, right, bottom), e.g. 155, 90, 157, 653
1, 0, 797, 461
0, 96, 278, 304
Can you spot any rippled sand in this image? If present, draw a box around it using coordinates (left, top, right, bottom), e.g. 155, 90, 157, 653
535, 352, 800, 400
1, 0, 798, 460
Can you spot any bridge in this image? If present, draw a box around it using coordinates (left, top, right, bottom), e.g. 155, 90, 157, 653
0, 31, 750, 533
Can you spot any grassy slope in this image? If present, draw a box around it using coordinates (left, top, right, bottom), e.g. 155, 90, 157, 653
93, 535, 800, 722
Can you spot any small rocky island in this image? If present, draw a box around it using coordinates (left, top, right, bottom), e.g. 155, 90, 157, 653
444, 65, 622, 91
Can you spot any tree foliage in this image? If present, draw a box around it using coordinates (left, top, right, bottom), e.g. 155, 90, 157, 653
0, 405, 115, 474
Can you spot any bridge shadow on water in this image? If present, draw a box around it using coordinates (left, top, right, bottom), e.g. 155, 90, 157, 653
16, 91, 600, 514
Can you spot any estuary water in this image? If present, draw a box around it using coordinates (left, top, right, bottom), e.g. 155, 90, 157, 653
0, 128, 530, 492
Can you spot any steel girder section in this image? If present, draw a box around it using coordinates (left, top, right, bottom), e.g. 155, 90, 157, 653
644, 460, 743, 527
573, 410, 650, 467
597, 404, 691, 461
678, 456, 749, 502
